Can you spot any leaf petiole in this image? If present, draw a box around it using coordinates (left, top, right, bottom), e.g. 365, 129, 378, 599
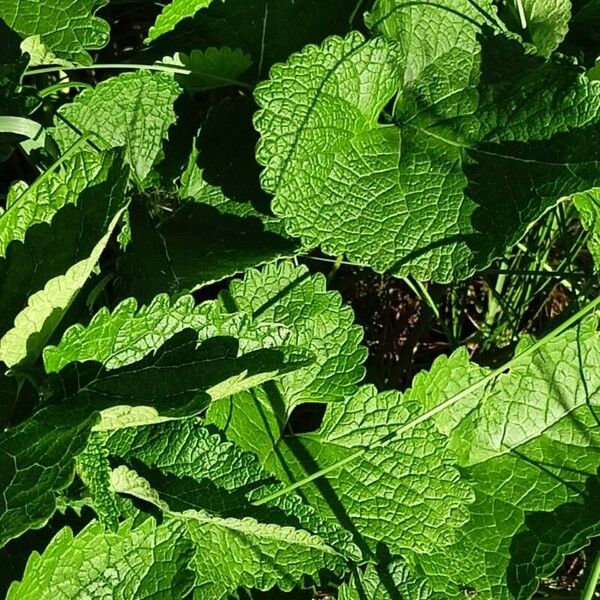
582, 545, 600, 600
24, 63, 253, 89
515, 0, 528, 29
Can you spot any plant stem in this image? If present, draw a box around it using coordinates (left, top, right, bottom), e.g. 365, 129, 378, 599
299, 253, 366, 269
488, 269, 584, 278
327, 255, 344, 283
515, 0, 528, 28
39, 80, 91, 97
486, 259, 508, 326
404, 277, 457, 347
253, 292, 600, 506
26, 63, 192, 77
582, 547, 600, 600
24, 63, 253, 89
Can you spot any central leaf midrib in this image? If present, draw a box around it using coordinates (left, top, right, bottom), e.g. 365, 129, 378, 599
403, 121, 598, 168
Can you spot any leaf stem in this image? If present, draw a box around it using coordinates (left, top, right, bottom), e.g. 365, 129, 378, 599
515, 0, 528, 29
253, 293, 600, 506
582, 546, 600, 600
24, 63, 253, 89
38, 80, 92, 97
327, 255, 344, 283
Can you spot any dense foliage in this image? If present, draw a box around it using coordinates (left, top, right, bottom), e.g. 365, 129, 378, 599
0, 0, 599, 598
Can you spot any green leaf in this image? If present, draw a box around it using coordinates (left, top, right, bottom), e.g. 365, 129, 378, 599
417, 425, 600, 599
405, 316, 600, 597
161, 47, 252, 90
4, 181, 28, 208
0, 19, 39, 158
179, 138, 282, 230
54, 328, 312, 431
6, 518, 195, 599
147, 0, 212, 42
10, 504, 344, 600
109, 465, 167, 510
0, 406, 97, 547
254, 27, 600, 281
0, 18, 28, 112
179, 142, 226, 202
338, 559, 437, 600
53, 72, 181, 184
116, 198, 298, 302
0, 0, 110, 65
43, 293, 288, 373
18, 461, 347, 600
107, 420, 275, 493
367, 0, 497, 82
207, 261, 367, 457
563, 0, 599, 64
1, 326, 309, 544
183, 509, 345, 599
221, 261, 366, 406
574, 188, 600, 271
105, 419, 359, 554
3, 336, 309, 541
111, 466, 347, 599
0, 151, 129, 367
0, 150, 112, 257
44, 294, 212, 372
519, 0, 572, 56
20, 34, 73, 67
0, 208, 125, 367
410, 317, 600, 466
250, 386, 473, 557
0, 116, 41, 139
75, 432, 120, 530
508, 477, 600, 600
195, 95, 273, 214
217, 310, 600, 596
145, 0, 360, 79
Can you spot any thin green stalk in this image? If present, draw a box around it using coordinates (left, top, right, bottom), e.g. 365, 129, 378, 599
300, 253, 366, 269
349, 0, 365, 26
404, 277, 457, 347
483, 272, 520, 326
526, 228, 590, 327
39, 80, 91, 97
515, 0, 528, 28
486, 259, 508, 325
550, 227, 589, 290
487, 269, 585, 278
517, 242, 573, 292
450, 286, 462, 341
520, 210, 589, 327
496, 208, 565, 337
24, 63, 253, 89
582, 547, 600, 600
26, 62, 191, 77
253, 293, 600, 506
557, 202, 569, 235
403, 277, 437, 318
327, 255, 344, 283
